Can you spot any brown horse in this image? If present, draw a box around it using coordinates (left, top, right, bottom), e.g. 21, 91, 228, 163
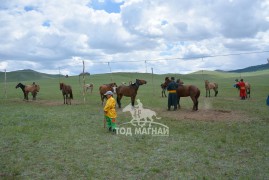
205, 80, 218, 97
116, 79, 147, 108
15, 82, 40, 100
161, 78, 184, 97
160, 83, 167, 97
99, 82, 117, 105
60, 83, 73, 105
164, 78, 200, 111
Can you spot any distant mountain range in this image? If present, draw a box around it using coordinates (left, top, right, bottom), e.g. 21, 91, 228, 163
227, 63, 269, 73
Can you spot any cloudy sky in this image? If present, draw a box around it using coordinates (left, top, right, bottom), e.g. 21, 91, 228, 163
0, 0, 269, 75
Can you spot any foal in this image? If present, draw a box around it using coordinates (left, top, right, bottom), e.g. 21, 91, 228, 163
205, 80, 218, 97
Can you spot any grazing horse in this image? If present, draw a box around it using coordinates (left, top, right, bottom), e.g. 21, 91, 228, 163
84, 83, 94, 93
116, 79, 147, 108
164, 78, 200, 111
15, 82, 40, 100
60, 83, 73, 105
99, 82, 117, 105
205, 80, 218, 97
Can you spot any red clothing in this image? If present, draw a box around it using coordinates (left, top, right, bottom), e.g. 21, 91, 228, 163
237, 81, 246, 98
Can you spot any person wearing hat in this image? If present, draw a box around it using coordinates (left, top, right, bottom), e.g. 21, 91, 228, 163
103, 91, 117, 132
236, 79, 246, 100
167, 77, 178, 110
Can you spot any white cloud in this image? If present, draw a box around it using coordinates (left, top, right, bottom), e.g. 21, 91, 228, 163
0, 0, 268, 75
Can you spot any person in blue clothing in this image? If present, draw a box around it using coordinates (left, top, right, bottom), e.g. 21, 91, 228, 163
167, 77, 178, 111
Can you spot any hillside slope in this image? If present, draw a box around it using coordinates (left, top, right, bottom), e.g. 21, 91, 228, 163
0, 69, 61, 82
228, 63, 269, 73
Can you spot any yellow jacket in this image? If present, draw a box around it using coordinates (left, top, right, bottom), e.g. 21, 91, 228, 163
103, 96, 117, 118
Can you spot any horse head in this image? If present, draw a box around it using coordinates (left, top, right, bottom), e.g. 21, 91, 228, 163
164, 77, 171, 85
15, 83, 24, 89
136, 79, 147, 86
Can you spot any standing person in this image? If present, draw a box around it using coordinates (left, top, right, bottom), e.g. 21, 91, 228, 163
167, 77, 178, 110
103, 91, 117, 133
237, 79, 246, 100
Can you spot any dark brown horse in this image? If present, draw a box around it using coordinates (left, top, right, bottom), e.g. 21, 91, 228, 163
15, 82, 40, 100
116, 79, 147, 108
99, 82, 117, 105
60, 83, 73, 105
164, 78, 200, 111
160, 83, 167, 97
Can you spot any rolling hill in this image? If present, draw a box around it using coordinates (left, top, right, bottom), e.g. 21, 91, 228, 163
0, 69, 62, 82
1, 63, 269, 82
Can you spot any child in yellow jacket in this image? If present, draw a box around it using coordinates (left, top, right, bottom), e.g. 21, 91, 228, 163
103, 91, 117, 132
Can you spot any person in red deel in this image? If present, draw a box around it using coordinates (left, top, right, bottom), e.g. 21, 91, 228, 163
237, 79, 246, 100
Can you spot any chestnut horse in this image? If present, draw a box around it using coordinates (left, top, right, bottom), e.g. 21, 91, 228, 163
164, 78, 200, 111
205, 80, 218, 97
60, 83, 73, 105
99, 82, 117, 105
15, 82, 40, 100
116, 79, 147, 108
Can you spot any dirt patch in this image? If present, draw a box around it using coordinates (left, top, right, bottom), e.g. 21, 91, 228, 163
156, 108, 249, 122
11, 99, 82, 106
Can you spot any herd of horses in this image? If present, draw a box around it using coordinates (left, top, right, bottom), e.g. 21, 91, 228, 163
15, 77, 251, 110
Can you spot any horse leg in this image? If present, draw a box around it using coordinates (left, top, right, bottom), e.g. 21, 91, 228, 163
214, 89, 218, 97
67, 95, 70, 105
195, 98, 199, 111
177, 97, 181, 109
23, 92, 27, 100
117, 95, 122, 108
190, 96, 197, 111
131, 96, 135, 107
25, 92, 29, 100
205, 90, 208, 98
32, 92, 37, 100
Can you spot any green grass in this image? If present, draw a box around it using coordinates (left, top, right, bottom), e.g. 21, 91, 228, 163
0, 71, 269, 179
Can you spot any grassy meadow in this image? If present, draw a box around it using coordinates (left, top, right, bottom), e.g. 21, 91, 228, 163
0, 70, 269, 179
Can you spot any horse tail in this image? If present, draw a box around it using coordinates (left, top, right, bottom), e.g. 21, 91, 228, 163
70, 90, 73, 99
